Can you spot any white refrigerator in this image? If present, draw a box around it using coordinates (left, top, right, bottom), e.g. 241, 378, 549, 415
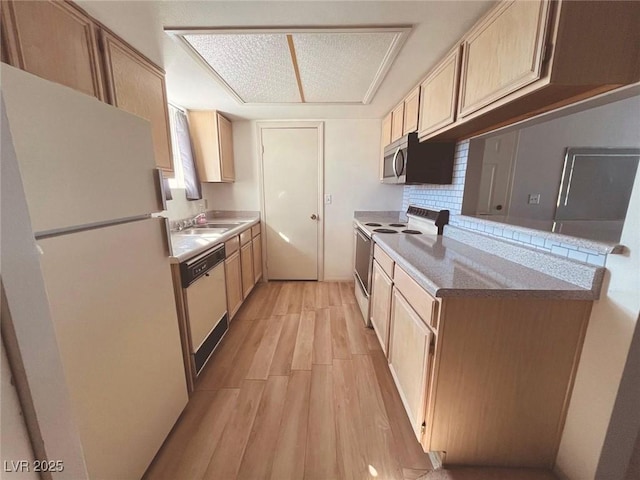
1, 65, 188, 479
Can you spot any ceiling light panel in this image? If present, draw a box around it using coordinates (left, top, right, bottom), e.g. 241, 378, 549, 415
292, 32, 401, 103
183, 33, 300, 103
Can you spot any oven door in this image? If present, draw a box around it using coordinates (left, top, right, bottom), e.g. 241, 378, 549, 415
354, 227, 373, 296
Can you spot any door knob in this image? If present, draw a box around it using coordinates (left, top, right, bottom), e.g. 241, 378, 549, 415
310, 214, 318, 220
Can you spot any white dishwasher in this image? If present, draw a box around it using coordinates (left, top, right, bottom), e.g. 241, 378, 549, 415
180, 244, 228, 376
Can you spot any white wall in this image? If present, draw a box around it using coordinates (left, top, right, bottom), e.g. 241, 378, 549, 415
555, 155, 640, 479
75, 0, 164, 67
508, 96, 640, 221
201, 121, 261, 211
207, 119, 403, 280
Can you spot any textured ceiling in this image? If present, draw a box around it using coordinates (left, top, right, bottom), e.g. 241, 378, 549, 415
294, 32, 400, 104
175, 29, 407, 104
183, 33, 301, 103
76, 1, 497, 119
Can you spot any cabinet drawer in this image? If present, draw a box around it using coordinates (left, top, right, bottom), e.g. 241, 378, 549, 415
225, 236, 239, 256
251, 223, 261, 238
394, 266, 438, 329
240, 229, 252, 246
373, 244, 394, 279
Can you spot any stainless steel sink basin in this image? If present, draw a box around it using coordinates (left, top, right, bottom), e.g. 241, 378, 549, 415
196, 222, 244, 229
177, 227, 229, 236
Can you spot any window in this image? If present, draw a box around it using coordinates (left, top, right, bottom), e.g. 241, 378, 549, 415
167, 104, 201, 200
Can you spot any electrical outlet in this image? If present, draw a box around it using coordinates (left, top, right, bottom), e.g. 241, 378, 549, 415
324, 194, 332, 205
528, 193, 541, 205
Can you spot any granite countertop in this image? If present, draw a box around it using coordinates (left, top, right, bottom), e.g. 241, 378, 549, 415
170, 212, 260, 263
372, 232, 600, 300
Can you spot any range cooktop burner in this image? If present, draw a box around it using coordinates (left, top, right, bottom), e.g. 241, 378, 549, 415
373, 228, 398, 234
388, 223, 406, 227
402, 229, 422, 234
365, 222, 382, 226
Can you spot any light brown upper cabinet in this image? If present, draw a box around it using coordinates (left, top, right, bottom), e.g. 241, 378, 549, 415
0, 0, 104, 100
100, 31, 173, 174
458, 0, 550, 118
421, 1, 640, 141
187, 111, 236, 183
381, 112, 392, 148
418, 46, 461, 139
402, 86, 420, 135
390, 103, 405, 143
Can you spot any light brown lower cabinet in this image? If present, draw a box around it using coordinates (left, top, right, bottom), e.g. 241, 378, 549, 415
252, 233, 262, 283
370, 260, 393, 355
240, 241, 254, 299
385, 264, 592, 468
388, 288, 434, 441
224, 250, 242, 320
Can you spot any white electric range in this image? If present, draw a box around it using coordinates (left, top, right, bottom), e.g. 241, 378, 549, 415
353, 206, 450, 325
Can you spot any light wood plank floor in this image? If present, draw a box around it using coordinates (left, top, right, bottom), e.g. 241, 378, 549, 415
144, 281, 433, 480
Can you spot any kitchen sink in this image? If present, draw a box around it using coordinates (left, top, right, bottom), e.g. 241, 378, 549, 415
177, 227, 229, 236
196, 222, 244, 229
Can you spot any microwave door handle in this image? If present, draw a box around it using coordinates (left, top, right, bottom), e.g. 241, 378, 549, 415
392, 148, 401, 177
396, 149, 406, 177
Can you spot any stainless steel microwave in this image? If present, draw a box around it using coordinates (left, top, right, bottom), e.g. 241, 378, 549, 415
382, 133, 455, 185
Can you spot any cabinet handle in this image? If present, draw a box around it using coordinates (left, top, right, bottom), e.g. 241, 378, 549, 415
204, 272, 210, 277
310, 214, 318, 220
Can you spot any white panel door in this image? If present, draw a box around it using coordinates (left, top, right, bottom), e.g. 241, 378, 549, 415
476, 131, 519, 216
262, 127, 320, 280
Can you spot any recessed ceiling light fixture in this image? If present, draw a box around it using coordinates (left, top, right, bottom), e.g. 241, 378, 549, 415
165, 27, 411, 105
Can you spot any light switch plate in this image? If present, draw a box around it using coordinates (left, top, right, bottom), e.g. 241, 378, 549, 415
528, 193, 541, 205
324, 194, 332, 204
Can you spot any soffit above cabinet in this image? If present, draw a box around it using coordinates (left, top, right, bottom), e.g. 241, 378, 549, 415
166, 27, 410, 105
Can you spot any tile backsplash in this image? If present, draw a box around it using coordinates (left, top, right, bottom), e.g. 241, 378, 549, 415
401, 140, 469, 214
448, 215, 618, 267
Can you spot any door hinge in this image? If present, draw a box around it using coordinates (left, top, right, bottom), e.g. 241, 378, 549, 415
421, 421, 427, 435
261, 145, 265, 155
429, 338, 435, 355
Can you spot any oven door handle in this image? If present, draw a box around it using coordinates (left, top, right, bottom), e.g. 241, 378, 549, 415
356, 228, 371, 243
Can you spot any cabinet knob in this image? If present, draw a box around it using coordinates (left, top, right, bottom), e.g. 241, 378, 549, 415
310, 214, 318, 220
495, 205, 503, 211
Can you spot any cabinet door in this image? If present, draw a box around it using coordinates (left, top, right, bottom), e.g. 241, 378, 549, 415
217, 113, 235, 182
370, 260, 393, 355
100, 31, 174, 174
252, 233, 263, 282
391, 103, 405, 142
380, 112, 393, 180
1, 0, 104, 100
402, 87, 420, 135
418, 47, 461, 138
458, 0, 550, 117
225, 251, 243, 319
240, 241, 255, 299
381, 112, 392, 147
389, 288, 434, 442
